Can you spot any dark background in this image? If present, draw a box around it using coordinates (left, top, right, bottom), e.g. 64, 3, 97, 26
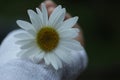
0, 0, 120, 80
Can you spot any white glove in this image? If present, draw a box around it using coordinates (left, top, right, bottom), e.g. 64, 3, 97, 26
0, 29, 88, 80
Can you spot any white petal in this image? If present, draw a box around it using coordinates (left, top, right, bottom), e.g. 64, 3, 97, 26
27, 9, 42, 30
49, 8, 65, 28
59, 28, 79, 39
49, 5, 62, 20
59, 27, 80, 32
36, 8, 43, 26
16, 39, 34, 45
17, 49, 27, 57
14, 32, 34, 39
19, 46, 40, 58
50, 53, 63, 69
58, 16, 79, 30
33, 52, 45, 63
49, 5, 62, 25
74, 28, 80, 33
55, 21, 63, 29
27, 29, 36, 36
20, 40, 36, 49
44, 53, 51, 65
16, 20, 35, 31
54, 8, 66, 29
54, 47, 73, 64
60, 39, 82, 51
41, 3, 48, 26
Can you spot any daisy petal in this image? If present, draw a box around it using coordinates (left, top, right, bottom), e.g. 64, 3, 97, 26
49, 8, 65, 28
54, 8, 66, 29
33, 52, 45, 63
17, 50, 26, 57
41, 3, 48, 26
20, 41, 36, 49
59, 28, 79, 39
44, 54, 51, 65
16, 20, 35, 31
20, 46, 40, 58
49, 5, 62, 20
27, 29, 36, 36
55, 21, 63, 29
60, 39, 83, 51
55, 58, 62, 69
49, 5, 62, 25
27, 9, 42, 30
48, 53, 61, 70
15, 32, 34, 39
58, 16, 79, 30
51, 53, 62, 69
36, 8, 43, 26
16, 39, 34, 45
54, 47, 73, 64
74, 28, 80, 33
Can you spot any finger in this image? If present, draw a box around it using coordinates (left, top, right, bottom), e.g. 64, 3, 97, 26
39, 0, 56, 17
44, 0, 56, 8
65, 13, 72, 20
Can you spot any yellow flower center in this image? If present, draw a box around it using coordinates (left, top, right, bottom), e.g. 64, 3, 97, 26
36, 27, 59, 52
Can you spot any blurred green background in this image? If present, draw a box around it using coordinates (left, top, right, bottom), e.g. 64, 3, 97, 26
0, 0, 120, 80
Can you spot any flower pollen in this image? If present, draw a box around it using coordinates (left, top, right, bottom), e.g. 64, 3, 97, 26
36, 27, 59, 52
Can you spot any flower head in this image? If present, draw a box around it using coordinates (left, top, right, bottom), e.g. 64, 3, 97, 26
15, 3, 82, 70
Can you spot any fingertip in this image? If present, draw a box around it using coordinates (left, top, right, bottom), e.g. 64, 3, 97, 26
47, 7, 55, 16
39, 0, 56, 16
44, 0, 56, 8
65, 13, 72, 20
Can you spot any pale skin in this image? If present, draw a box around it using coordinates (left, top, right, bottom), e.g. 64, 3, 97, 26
40, 0, 85, 46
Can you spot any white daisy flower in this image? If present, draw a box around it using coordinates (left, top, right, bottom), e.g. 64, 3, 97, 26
15, 3, 82, 70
